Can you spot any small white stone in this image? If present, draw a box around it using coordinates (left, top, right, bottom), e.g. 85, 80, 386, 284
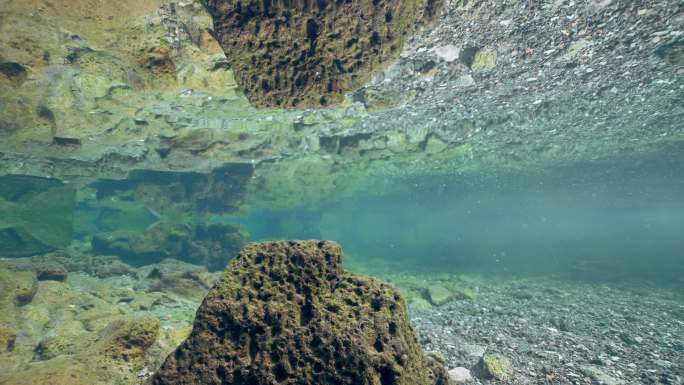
448, 367, 472, 384
431, 44, 460, 62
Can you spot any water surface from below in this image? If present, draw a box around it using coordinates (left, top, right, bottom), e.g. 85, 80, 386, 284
244, 145, 684, 283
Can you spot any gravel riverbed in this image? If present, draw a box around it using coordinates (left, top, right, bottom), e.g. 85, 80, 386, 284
408, 277, 683, 385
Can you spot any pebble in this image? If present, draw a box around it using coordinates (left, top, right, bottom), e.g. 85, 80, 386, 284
448, 367, 472, 384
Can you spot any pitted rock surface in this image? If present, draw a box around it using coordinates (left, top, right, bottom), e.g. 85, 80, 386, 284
202, 0, 442, 108
152, 240, 450, 385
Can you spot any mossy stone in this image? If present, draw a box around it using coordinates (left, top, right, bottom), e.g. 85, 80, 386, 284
475, 353, 512, 381
152, 240, 451, 385
202, 0, 443, 108
471, 48, 497, 72
427, 284, 453, 306
94, 316, 161, 363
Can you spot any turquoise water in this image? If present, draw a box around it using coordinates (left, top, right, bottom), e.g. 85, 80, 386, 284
225, 144, 684, 282
1, 1, 683, 383
4, 142, 683, 281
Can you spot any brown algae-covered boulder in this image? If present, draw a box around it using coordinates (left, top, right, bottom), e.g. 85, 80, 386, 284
202, 0, 443, 108
152, 240, 450, 385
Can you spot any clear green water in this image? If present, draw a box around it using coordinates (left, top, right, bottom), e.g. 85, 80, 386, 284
3, 142, 683, 283
231, 143, 684, 283
1, 1, 683, 383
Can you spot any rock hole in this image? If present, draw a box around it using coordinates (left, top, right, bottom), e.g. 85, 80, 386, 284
373, 338, 384, 352
306, 19, 319, 41
379, 366, 396, 385
333, 59, 345, 73
372, 297, 382, 311
37, 106, 56, 133
274, 364, 288, 381
313, 361, 324, 373
370, 31, 381, 46
300, 299, 314, 325
385, 10, 393, 22
345, 37, 358, 48
389, 321, 397, 335
262, 0, 271, 14
216, 365, 228, 380
0, 62, 27, 84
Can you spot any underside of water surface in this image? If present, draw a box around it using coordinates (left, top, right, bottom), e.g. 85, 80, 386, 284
0, 0, 683, 384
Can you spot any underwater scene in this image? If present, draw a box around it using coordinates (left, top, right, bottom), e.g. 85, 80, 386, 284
0, 0, 682, 384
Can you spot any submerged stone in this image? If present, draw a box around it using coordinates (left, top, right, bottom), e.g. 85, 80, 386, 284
0, 264, 38, 309
474, 353, 512, 381
36, 267, 68, 282
152, 240, 451, 385
427, 284, 453, 306
95, 317, 160, 362
144, 259, 214, 299
448, 367, 472, 384
580, 365, 624, 385
470, 48, 497, 72
202, 0, 443, 108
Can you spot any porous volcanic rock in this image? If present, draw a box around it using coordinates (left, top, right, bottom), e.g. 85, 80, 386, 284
152, 240, 450, 385
202, 0, 442, 108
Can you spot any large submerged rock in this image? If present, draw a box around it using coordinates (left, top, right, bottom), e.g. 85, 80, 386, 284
152, 240, 450, 385
202, 0, 442, 108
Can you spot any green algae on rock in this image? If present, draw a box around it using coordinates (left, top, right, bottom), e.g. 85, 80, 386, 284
95, 317, 161, 362
202, 0, 443, 108
474, 353, 512, 381
0, 256, 200, 385
152, 240, 452, 385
